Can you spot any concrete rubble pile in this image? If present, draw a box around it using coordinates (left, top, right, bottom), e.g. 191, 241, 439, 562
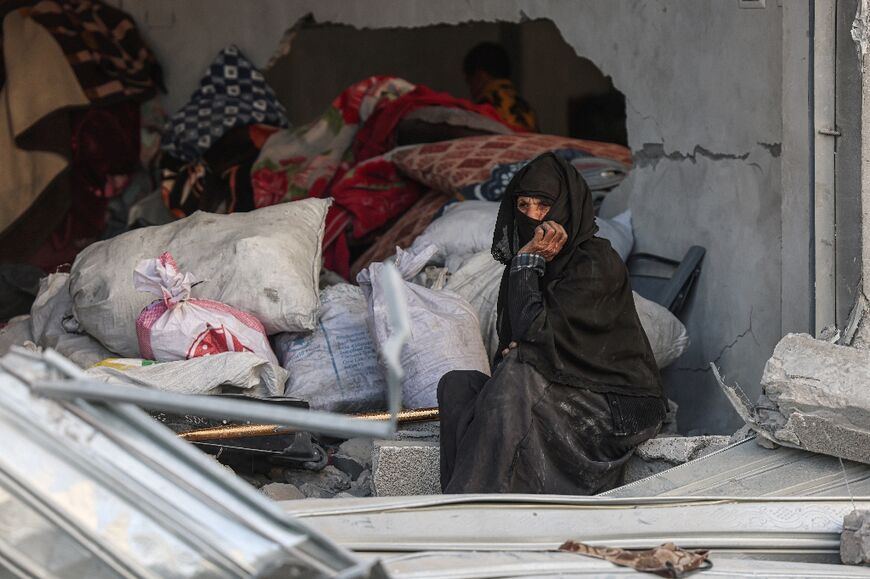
717, 328, 870, 465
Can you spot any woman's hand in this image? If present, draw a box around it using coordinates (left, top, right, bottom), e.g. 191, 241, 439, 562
501, 341, 517, 357
518, 221, 568, 261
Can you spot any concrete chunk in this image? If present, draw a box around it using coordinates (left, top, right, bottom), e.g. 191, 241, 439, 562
624, 435, 732, 484
634, 435, 731, 464
841, 510, 870, 565
337, 438, 373, 468
372, 440, 440, 496
259, 483, 304, 501
718, 333, 870, 465
763, 334, 870, 430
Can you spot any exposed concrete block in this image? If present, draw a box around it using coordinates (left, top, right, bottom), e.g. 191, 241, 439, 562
372, 440, 440, 497
841, 510, 870, 565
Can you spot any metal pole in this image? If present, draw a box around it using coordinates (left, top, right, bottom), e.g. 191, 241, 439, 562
176, 407, 440, 442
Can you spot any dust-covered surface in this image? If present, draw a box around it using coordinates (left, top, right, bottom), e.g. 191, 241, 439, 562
717, 332, 870, 465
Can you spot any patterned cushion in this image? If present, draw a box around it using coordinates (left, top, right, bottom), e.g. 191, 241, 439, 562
392, 134, 632, 196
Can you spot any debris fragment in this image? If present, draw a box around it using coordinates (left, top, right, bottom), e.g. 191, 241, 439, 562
841, 510, 870, 565
558, 541, 711, 578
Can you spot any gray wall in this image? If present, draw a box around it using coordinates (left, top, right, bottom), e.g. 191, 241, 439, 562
123, 0, 788, 434
518, 19, 614, 136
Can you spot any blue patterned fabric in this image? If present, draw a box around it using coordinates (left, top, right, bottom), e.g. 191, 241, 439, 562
460, 149, 591, 202
161, 46, 288, 162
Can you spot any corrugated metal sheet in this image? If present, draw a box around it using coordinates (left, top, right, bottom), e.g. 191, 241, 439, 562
281, 493, 869, 559
0, 349, 380, 578
602, 437, 870, 498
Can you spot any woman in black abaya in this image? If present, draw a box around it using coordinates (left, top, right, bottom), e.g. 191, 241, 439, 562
438, 152, 666, 495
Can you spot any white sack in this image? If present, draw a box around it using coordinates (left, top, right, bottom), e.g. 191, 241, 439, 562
411, 201, 498, 267
448, 250, 689, 369
0, 315, 34, 357
134, 253, 278, 365
412, 201, 635, 269
357, 243, 490, 409
70, 199, 330, 357
633, 292, 690, 368
85, 351, 287, 397
594, 209, 634, 262
30, 273, 114, 368
274, 284, 386, 412
445, 252, 505, 360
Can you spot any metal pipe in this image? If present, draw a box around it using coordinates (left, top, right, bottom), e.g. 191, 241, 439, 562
32, 378, 399, 440
355, 406, 439, 423
177, 407, 440, 442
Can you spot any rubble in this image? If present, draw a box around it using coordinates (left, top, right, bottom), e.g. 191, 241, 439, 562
285, 465, 351, 498
260, 482, 305, 501
332, 455, 366, 480
841, 510, 870, 565
372, 440, 441, 496
623, 435, 731, 483
634, 435, 731, 464
717, 333, 870, 465
332, 437, 374, 480
349, 470, 373, 497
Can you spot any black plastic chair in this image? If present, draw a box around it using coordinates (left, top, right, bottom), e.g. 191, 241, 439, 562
627, 246, 706, 318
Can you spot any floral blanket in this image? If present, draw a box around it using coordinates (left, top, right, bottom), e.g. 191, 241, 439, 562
251, 76, 515, 278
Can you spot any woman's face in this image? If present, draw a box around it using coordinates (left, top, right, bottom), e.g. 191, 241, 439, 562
516, 195, 552, 221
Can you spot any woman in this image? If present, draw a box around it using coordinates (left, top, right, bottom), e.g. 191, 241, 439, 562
438, 153, 666, 495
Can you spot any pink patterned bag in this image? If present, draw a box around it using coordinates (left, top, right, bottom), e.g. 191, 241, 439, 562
134, 252, 278, 365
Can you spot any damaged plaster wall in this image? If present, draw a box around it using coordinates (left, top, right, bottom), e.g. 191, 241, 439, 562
124, 0, 786, 433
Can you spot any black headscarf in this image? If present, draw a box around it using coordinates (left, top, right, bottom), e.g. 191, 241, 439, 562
493, 153, 661, 397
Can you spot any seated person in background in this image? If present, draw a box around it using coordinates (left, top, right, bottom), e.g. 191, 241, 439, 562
463, 42, 539, 132
438, 153, 666, 495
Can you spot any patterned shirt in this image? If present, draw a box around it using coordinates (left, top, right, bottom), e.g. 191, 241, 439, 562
477, 78, 539, 132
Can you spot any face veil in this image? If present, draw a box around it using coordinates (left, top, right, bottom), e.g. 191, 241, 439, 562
492, 152, 598, 280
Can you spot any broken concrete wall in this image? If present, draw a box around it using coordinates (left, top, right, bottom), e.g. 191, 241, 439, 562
263, 19, 616, 135
124, 0, 786, 433
719, 333, 870, 465
264, 22, 507, 127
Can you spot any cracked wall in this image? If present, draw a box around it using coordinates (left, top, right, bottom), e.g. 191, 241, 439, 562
124, 0, 785, 433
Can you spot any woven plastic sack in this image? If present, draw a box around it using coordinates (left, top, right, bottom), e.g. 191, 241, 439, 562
70, 199, 329, 357
357, 243, 489, 408
273, 284, 386, 412
135, 252, 278, 365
